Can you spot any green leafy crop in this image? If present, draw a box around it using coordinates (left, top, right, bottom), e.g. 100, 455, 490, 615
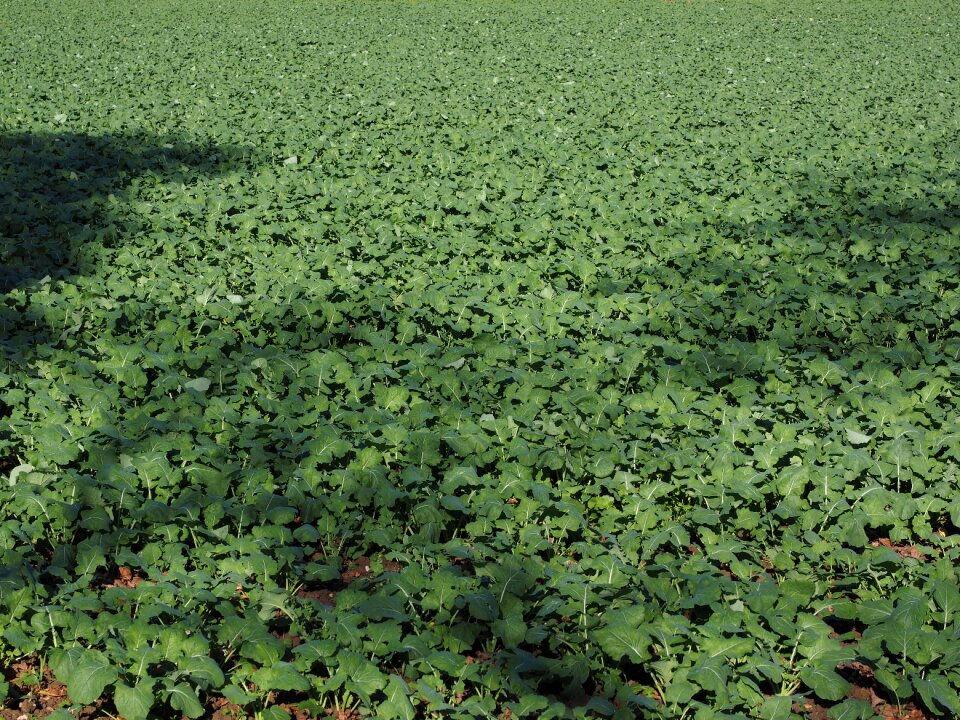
1, 0, 959, 718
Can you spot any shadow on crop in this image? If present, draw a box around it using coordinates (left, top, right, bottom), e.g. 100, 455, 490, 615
0, 129, 250, 626
0, 131, 248, 294
2, 132, 960, 717
0, 128, 251, 459
646, 166, 960, 385
0, 128, 250, 463
0, 131, 617, 714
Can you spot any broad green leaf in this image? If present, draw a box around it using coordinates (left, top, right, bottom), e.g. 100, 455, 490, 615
114, 681, 155, 720
689, 658, 730, 699
53, 648, 117, 705
167, 682, 204, 718
914, 674, 960, 716
329, 653, 387, 701
251, 662, 310, 692
828, 698, 874, 720
492, 613, 527, 647
845, 428, 872, 446
184, 377, 211, 393
177, 655, 224, 688
758, 695, 794, 720
260, 707, 291, 720
221, 683, 257, 705
44, 712, 73, 720
799, 665, 851, 702
700, 636, 754, 660
931, 580, 960, 626
378, 675, 416, 720
593, 620, 650, 663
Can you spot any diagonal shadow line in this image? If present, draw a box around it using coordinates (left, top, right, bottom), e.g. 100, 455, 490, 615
0, 131, 250, 294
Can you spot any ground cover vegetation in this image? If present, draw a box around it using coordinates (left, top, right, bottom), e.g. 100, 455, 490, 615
1, 0, 959, 718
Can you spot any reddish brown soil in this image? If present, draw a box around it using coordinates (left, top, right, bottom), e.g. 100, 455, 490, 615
296, 587, 338, 605
870, 538, 930, 560
210, 695, 245, 720
281, 703, 313, 720
786, 648, 936, 720
296, 555, 401, 607
797, 697, 830, 720
1, 656, 81, 720
209, 696, 314, 720
104, 565, 145, 589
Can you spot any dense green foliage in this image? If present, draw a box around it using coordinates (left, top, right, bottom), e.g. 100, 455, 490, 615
2, 0, 959, 718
